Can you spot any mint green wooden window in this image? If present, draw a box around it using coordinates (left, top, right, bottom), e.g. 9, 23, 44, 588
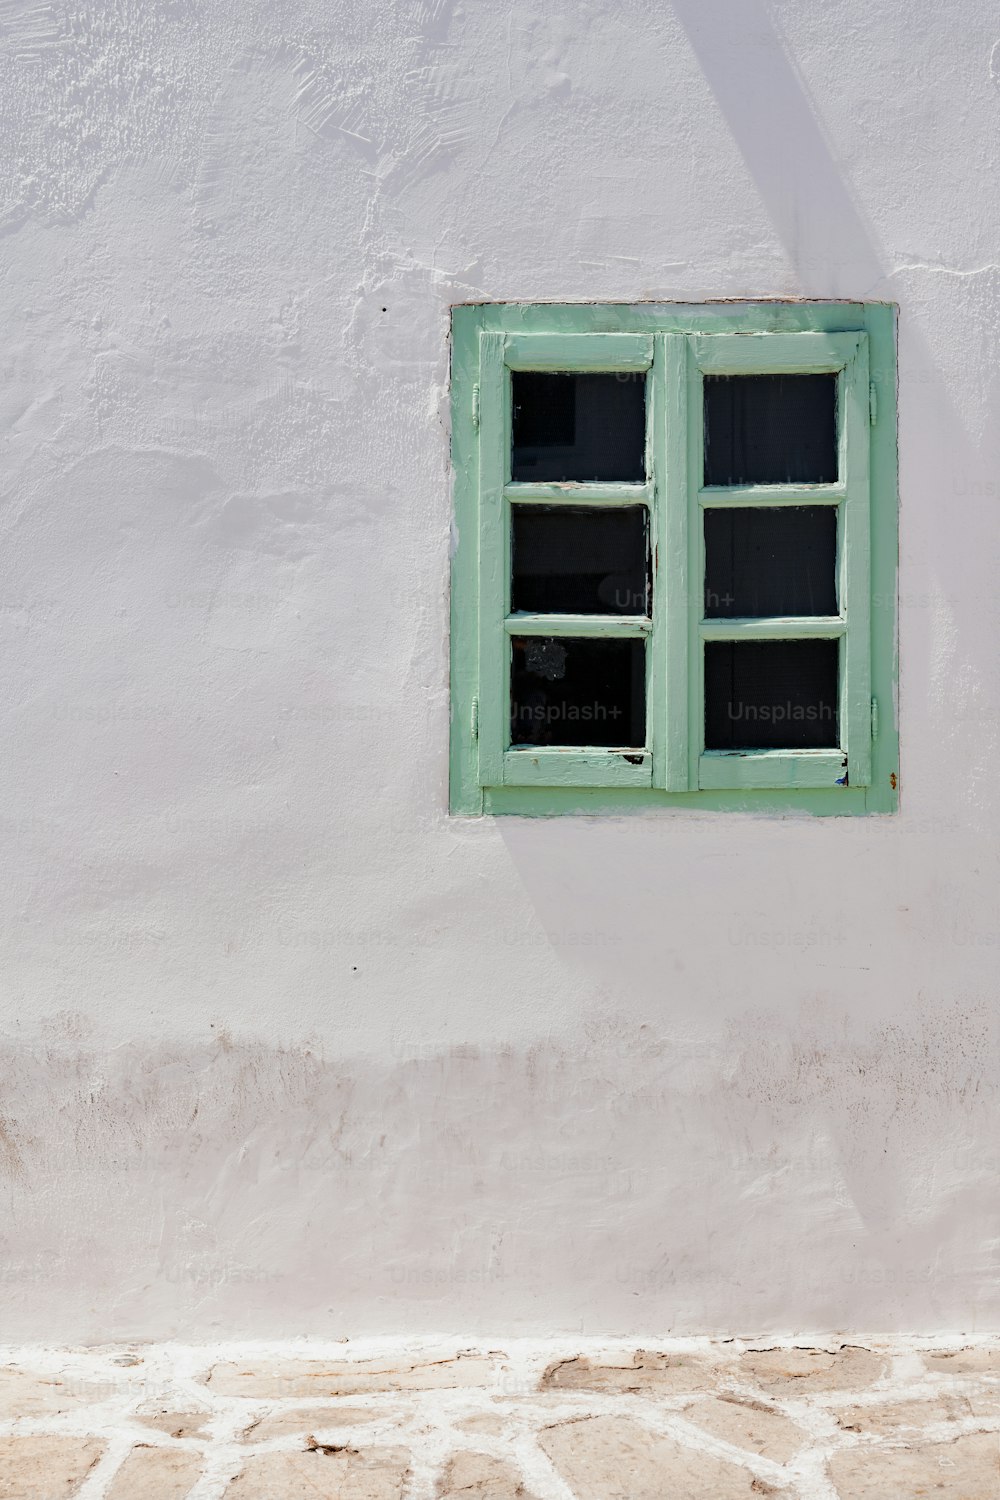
450, 303, 897, 817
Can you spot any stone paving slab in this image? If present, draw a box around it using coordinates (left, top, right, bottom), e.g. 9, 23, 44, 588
134, 1407, 214, 1439
739, 1345, 888, 1393
223, 1447, 411, 1499
105, 1444, 204, 1500
0, 1371, 110, 1419
240, 1404, 388, 1441
0, 1338, 994, 1499
0, 1435, 104, 1497
437, 1450, 538, 1498
205, 1353, 496, 1398
540, 1348, 721, 1394
538, 1414, 767, 1498
924, 1348, 1000, 1376
682, 1393, 808, 1462
836, 1394, 993, 1435
828, 1430, 999, 1498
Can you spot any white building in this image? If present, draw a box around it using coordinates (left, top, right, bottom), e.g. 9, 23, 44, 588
0, 0, 996, 1342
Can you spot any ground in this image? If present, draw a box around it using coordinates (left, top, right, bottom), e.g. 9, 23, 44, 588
0, 1338, 996, 1498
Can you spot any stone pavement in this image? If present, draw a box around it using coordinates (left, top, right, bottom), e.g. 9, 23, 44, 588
0, 1338, 996, 1498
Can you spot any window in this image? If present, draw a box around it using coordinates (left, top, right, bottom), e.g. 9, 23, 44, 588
450, 303, 897, 816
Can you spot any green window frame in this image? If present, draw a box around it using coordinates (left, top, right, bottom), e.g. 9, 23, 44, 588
450, 302, 898, 817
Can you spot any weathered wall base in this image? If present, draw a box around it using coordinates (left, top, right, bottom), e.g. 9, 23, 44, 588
0, 1008, 996, 1342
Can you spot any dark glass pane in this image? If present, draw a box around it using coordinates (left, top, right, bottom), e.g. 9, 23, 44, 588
510, 636, 645, 747
704, 507, 837, 618
704, 374, 837, 485
512, 372, 646, 481
705, 640, 839, 749
511, 506, 649, 615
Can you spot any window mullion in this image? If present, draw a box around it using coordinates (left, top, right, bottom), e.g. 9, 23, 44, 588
686, 337, 705, 790
652, 333, 691, 791
840, 333, 872, 785
476, 331, 508, 788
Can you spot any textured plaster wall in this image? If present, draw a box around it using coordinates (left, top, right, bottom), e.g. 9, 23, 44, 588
0, 0, 997, 1341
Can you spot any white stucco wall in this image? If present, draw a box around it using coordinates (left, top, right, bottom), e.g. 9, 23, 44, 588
0, 0, 997, 1342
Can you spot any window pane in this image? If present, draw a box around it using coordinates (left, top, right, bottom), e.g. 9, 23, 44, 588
512, 372, 646, 482
704, 640, 839, 749
511, 506, 648, 616
510, 636, 645, 747
704, 507, 837, 618
704, 374, 837, 485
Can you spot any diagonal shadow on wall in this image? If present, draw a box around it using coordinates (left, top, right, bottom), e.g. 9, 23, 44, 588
498, 2, 986, 1265
671, 0, 885, 295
